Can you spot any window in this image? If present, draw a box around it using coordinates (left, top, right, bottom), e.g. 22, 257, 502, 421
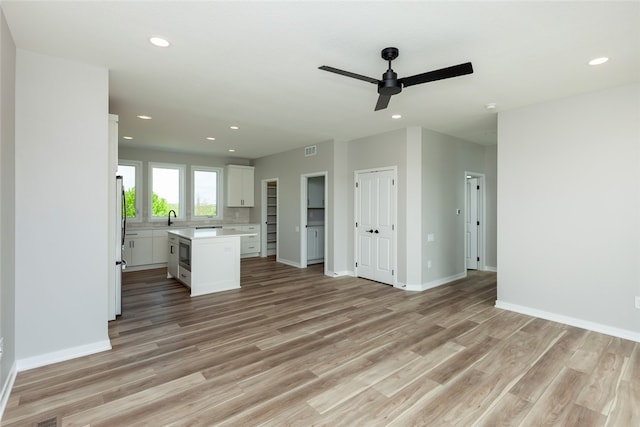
117, 160, 142, 221
149, 162, 185, 220
192, 166, 223, 220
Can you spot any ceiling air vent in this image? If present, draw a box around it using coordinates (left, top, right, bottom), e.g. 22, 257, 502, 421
304, 145, 317, 157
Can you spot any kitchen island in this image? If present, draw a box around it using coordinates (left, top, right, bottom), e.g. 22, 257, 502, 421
167, 228, 257, 297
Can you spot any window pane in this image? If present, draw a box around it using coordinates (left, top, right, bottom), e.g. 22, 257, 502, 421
194, 170, 218, 217
152, 167, 180, 217
117, 164, 137, 218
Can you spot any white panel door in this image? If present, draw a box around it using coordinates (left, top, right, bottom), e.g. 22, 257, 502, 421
466, 178, 479, 269
356, 169, 396, 285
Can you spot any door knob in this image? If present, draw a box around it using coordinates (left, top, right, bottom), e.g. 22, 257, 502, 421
366, 229, 374, 233
374, 230, 379, 234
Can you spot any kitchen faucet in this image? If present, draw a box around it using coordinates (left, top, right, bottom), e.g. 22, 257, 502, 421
168, 210, 177, 226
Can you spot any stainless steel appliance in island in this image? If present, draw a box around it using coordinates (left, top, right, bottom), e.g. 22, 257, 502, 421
168, 228, 256, 297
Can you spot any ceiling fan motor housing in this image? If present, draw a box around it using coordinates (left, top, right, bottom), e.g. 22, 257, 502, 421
378, 70, 402, 95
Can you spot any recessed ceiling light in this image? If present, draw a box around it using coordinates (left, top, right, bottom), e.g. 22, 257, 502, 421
206, 137, 216, 141
485, 103, 497, 110
588, 57, 609, 66
149, 37, 170, 48
228, 149, 236, 152
137, 115, 152, 120
122, 136, 133, 140
391, 114, 402, 119
230, 126, 239, 130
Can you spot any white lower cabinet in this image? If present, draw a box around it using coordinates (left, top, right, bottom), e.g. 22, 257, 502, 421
177, 267, 191, 288
123, 230, 153, 267
307, 225, 324, 264
167, 234, 179, 278
152, 230, 168, 263
223, 224, 260, 257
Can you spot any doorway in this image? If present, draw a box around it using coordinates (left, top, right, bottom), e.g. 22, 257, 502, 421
261, 179, 279, 258
300, 172, 327, 271
465, 172, 485, 270
354, 167, 397, 285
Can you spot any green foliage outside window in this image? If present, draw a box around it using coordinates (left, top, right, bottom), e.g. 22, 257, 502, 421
152, 192, 178, 216
124, 188, 136, 218
124, 188, 178, 217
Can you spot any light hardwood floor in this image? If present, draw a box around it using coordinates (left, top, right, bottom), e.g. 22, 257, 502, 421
3, 257, 638, 426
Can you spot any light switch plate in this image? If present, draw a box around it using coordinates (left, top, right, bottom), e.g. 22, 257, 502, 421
635, 296, 640, 309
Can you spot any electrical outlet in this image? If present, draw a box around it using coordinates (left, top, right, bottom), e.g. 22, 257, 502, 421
427, 260, 432, 269
635, 296, 640, 309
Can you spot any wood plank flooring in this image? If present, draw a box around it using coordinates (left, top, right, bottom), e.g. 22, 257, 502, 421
3, 257, 638, 426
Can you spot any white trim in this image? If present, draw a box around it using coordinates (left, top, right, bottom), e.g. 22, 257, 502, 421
300, 172, 329, 274
261, 178, 279, 258
0, 361, 18, 422
464, 171, 486, 271
16, 340, 112, 372
117, 159, 143, 222
278, 258, 302, 269
399, 271, 468, 292
495, 300, 640, 343
354, 166, 398, 286
484, 265, 498, 272
190, 165, 223, 221
148, 162, 186, 222
328, 270, 355, 277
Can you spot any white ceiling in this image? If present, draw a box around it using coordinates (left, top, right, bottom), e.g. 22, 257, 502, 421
2, 1, 639, 159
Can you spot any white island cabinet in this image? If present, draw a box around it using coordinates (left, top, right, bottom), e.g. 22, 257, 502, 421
168, 228, 256, 297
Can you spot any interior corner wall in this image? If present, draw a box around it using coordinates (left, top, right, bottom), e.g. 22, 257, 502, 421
14, 49, 111, 364
483, 145, 498, 270
497, 84, 640, 336
331, 139, 349, 275
421, 129, 487, 285
0, 6, 17, 394
252, 140, 334, 268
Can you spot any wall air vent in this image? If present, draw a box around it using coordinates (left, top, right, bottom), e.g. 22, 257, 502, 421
304, 145, 317, 157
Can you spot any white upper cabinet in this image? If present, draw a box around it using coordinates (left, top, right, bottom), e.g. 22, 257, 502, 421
226, 165, 254, 207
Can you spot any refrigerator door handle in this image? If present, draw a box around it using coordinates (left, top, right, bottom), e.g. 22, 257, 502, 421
121, 187, 127, 246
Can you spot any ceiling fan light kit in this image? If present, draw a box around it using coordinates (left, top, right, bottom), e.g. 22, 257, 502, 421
319, 47, 473, 111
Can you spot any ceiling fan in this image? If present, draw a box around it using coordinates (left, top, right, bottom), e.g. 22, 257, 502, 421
319, 47, 473, 111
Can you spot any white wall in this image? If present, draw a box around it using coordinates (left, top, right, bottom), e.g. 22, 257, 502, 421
0, 7, 17, 405
14, 50, 111, 366
420, 129, 487, 286
497, 84, 640, 338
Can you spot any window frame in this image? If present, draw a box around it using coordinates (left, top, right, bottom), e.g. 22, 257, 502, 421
191, 165, 224, 221
117, 159, 142, 223
148, 162, 186, 222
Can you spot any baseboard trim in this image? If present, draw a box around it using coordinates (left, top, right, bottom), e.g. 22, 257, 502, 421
484, 266, 497, 272
277, 258, 302, 269
327, 270, 354, 277
495, 300, 640, 343
0, 361, 17, 422
399, 271, 468, 292
16, 340, 112, 372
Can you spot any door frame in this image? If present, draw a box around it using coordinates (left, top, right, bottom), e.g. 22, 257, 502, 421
464, 171, 486, 270
354, 166, 398, 285
300, 171, 328, 273
260, 178, 279, 259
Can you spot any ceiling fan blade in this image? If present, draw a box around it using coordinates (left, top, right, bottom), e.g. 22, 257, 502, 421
400, 62, 473, 88
319, 66, 379, 84
375, 94, 392, 111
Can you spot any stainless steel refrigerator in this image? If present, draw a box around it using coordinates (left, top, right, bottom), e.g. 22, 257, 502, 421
111, 175, 127, 319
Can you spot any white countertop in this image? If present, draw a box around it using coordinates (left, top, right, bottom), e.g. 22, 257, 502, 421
168, 228, 256, 240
